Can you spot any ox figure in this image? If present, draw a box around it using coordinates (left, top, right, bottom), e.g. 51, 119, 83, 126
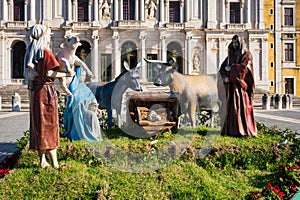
144, 57, 220, 128
87, 61, 143, 129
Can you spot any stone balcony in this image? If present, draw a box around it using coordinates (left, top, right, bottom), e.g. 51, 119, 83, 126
226, 23, 246, 30
5, 21, 28, 29
166, 23, 184, 30
72, 22, 93, 29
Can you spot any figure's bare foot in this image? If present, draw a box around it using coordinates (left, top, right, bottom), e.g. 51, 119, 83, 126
40, 161, 51, 168
53, 163, 59, 169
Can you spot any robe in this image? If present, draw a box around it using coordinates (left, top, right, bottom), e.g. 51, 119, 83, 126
218, 50, 258, 137
29, 49, 60, 150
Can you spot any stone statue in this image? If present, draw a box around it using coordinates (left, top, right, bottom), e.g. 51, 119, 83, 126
24, 24, 70, 168
148, 0, 157, 19
100, 0, 111, 18
193, 54, 200, 72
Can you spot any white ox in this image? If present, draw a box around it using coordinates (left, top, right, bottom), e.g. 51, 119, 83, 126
144, 58, 220, 128
56, 35, 93, 96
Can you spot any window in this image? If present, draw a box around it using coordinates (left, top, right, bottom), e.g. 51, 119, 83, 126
78, 0, 88, 22
284, 43, 294, 61
270, 81, 274, 87
230, 3, 240, 23
284, 8, 293, 26
146, 54, 157, 82
270, 8, 274, 15
270, 62, 274, 68
123, 0, 135, 20
14, 0, 25, 21
101, 54, 112, 82
270, 43, 274, 49
270, 24, 274, 30
169, 1, 180, 22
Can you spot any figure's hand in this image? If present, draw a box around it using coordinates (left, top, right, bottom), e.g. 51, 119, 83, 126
66, 71, 76, 77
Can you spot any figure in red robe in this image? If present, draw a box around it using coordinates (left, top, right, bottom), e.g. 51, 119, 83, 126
24, 24, 69, 168
218, 35, 258, 137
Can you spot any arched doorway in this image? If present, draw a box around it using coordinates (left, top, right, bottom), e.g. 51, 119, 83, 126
167, 42, 183, 73
12, 41, 26, 79
75, 40, 91, 81
121, 41, 137, 72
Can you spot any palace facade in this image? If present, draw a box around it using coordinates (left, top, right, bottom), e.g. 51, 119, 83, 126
0, 0, 298, 96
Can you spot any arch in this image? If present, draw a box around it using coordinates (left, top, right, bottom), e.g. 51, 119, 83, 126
75, 40, 91, 64
11, 41, 26, 79
167, 41, 183, 73
121, 41, 137, 72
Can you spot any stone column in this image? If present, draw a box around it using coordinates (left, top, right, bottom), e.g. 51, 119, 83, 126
164, 0, 168, 22
94, 0, 99, 21
135, 0, 139, 20
113, 31, 121, 78
225, 0, 229, 23
275, 0, 282, 94
72, 0, 77, 22
207, 0, 216, 28
139, 31, 147, 81
24, 0, 28, 21
88, 0, 92, 21
185, 0, 189, 21
186, 32, 192, 74
113, 0, 119, 21
246, 0, 251, 28
258, 0, 265, 29
1, 0, 8, 21
140, 0, 145, 21
159, 0, 164, 22
7, 0, 12, 21
160, 32, 167, 61
220, 0, 226, 28
180, 0, 184, 23
92, 31, 99, 81
66, 0, 72, 22
120, 0, 123, 20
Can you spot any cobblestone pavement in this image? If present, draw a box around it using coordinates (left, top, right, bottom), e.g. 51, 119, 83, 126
0, 111, 29, 162
254, 108, 300, 134
0, 107, 299, 162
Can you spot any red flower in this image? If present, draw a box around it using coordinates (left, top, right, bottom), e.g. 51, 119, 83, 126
0, 169, 10, 178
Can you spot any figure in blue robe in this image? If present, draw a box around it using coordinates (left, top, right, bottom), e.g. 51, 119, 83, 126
63, 67, 102, 142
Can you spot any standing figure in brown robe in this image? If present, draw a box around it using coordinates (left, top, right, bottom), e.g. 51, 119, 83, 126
24, 24, 70, 168
218, 35, 258, 137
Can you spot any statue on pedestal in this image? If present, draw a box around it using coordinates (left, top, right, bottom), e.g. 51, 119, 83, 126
100, 0, 111, 18
148, 0, 157, 19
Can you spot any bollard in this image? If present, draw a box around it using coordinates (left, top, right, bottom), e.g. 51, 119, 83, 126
262, 93, 270, 110
12, 93, 21, 112
270, 95, 274, 107
285, 94, 290, 109
274, 94, 282, 109
0, 96, 2, 111
288, 95, 293, 109
282, 94, 287, 109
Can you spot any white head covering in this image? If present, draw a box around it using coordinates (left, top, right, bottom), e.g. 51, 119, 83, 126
23, 24, 51, 83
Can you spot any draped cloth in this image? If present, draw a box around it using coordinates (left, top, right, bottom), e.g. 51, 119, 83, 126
218, 50, 258, 137
63, 67, 102, 142
29, 49, 60, 150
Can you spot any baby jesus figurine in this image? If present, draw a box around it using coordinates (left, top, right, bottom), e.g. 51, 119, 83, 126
56, 35, 93, 96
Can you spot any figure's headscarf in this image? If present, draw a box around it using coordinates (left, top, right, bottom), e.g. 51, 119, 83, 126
24, 24, 51, 83
228, 35, 248, 65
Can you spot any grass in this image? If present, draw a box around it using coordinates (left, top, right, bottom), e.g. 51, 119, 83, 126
0, 123, 299, 200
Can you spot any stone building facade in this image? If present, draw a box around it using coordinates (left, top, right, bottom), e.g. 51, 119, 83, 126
0, 0, 269, 92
